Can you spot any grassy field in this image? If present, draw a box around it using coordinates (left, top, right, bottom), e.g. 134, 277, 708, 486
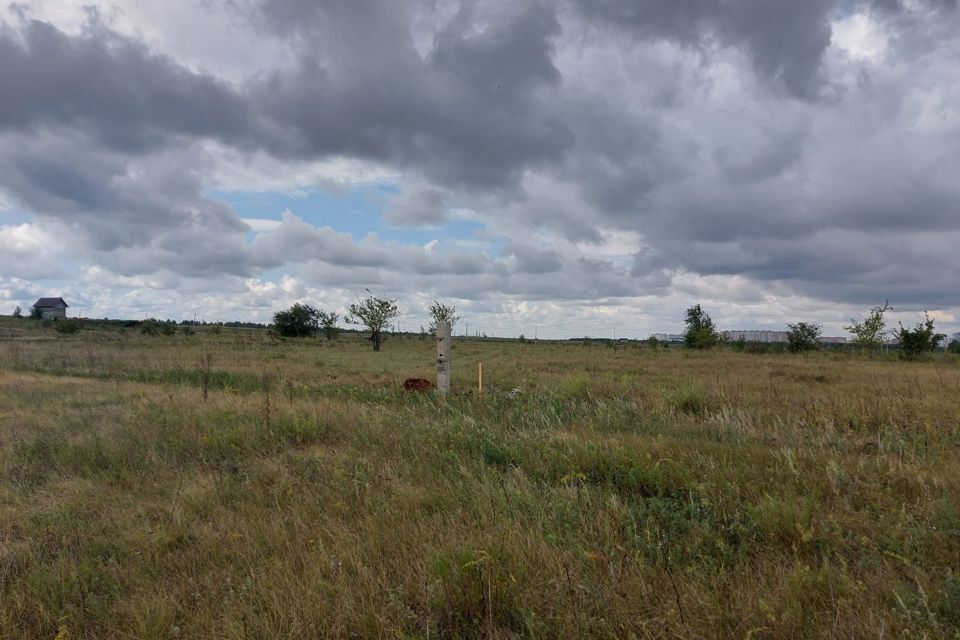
1, 318, 959, 638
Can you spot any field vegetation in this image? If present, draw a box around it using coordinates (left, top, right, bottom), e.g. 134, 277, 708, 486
1, 317, 959, 638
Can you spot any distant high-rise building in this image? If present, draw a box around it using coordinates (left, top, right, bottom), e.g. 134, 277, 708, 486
722, 330, 788, 343
650, 333, 685, 342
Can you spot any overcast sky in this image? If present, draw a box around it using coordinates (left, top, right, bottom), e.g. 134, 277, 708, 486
1, 0, 958, 338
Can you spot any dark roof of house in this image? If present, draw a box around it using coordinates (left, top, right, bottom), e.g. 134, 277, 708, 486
34, 297, 69, 308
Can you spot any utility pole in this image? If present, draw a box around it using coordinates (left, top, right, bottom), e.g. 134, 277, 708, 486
436, 320, 451, 394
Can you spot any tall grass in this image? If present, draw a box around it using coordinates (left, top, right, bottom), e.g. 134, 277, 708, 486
0, 323, 958, 637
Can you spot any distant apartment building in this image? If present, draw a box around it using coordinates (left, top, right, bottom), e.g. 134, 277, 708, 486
722, 330, 788, 343
649, 333, 685, 343
653, 329, 852, 345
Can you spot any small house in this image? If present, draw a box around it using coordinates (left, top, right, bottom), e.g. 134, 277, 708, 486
33, 297, 69, 320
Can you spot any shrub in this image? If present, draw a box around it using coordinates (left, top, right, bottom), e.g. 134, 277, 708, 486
273, 303, 321, 338
897, 313, 945, 359
668, 386, 717, 416
845, 302, 891, 353
140, 319, 177, 335
318, 311, 339, 340
948, 340, 960, 355
348, 294, 399, 351
786, 322, 822, 353
428, 300, 461, 334
54, 318, 82, 334
683, 305, 721, 349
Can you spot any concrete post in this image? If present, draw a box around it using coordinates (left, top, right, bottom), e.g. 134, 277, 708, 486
436, 320, 451, 394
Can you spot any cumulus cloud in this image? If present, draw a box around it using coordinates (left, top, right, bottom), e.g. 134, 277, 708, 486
0, 0, 959, 335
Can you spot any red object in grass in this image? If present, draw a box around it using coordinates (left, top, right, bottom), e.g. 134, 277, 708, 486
403, 378, 434, 392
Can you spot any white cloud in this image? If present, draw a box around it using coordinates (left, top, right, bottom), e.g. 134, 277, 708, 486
832, 12, 889, 62
241, 218, 283, 233
1, 0, 959, 338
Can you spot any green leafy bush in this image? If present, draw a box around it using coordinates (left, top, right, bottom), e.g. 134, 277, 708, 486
273, 303, 321, 338
347, 294, 399, 351
845, 302, 891, 353
53, 318, 82, 334
897, 313, 945, 359
140, 319, 177, 336
683, 305, 721, 349
786, 322, 821, 353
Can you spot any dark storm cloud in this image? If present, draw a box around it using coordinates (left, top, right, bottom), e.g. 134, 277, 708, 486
570, 0, 836, 99
0, 145, 262, 286
1, 0, 959, 311
503, 242, 563, 274
0, 15, 251, 152
249, 0, 569, 188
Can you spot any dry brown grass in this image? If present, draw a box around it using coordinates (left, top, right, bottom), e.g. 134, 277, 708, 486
1, 321, 959, 638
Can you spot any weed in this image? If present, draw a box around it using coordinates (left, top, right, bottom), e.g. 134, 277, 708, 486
0, 325, 958, 637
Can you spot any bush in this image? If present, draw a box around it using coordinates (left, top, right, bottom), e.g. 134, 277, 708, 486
845, 302, 891, 353
53, 318, 82, 334
786, 322, 822, 354
140, 319, 177, 336
348, 295, 399, 351
897, 313, 945, 359
683, 305, 721, 349
428, 300, 461, 334
318, 311, 338, 341
745, 342, 769, 354
948, 340, 960, 355
273, 303, 321, 338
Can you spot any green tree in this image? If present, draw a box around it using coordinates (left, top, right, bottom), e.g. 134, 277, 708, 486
273, 303, 321, 338
896, 313, 945, 359
29, 305, 42, 319
948, 340, 960, 355
428, 300, 461, 334
683, 305, 721, 349
318, 310, 339, 341
12, 305, 22, 318
786, 322, 822, 354
140, 318, 177, 336
845, 302, 892, 353
348, 294, 399, 351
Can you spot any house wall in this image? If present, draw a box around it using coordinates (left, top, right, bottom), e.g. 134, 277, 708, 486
40, 306, 67, 320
